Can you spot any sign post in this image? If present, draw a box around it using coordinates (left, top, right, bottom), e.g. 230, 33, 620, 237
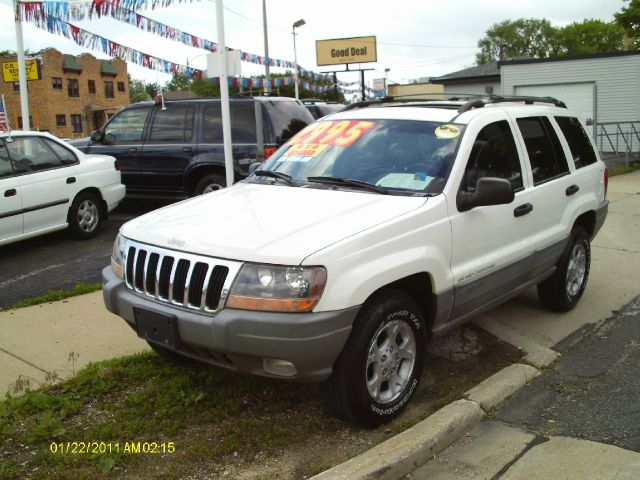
13, 0, 30, 130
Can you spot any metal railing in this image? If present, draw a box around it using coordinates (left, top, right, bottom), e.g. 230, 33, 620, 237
595, 122, 640, 167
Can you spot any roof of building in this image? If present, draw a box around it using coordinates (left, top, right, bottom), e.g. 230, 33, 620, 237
431, 62, 500, 82
62, 54, 82, 72
100, 60, 118, 76
499, 49, 640, 66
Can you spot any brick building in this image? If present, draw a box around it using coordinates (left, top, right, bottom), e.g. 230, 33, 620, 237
0, 48, 129, 138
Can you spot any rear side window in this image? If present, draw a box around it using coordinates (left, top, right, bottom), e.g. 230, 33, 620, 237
555, 116, 598, 169
263, 100, 314, 144
462, 120, 523, 193
44, 139, 77, 165
0, 143, 13, 178
149, 106, 194, 143
202, 103, 258, 143
516, 116, 569, 185
104, 107, 151, 144
5, 137, 67, 172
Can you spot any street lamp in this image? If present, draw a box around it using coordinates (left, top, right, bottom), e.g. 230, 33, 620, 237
292, 18, 305, 100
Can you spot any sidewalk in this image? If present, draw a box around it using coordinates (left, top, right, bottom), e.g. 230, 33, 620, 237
0, 291, 148, 395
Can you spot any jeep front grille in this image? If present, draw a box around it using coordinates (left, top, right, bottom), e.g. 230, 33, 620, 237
123, 240, 242, 313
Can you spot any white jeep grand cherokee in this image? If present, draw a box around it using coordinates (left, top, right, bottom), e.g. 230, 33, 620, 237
103, 96, 608, 427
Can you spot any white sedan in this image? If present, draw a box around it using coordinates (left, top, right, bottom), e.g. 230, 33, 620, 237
0, 131, 125, 246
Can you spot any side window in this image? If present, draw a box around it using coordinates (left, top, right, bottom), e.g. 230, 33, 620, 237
555, 116, 598, 169
202, 103, 257, 143
516, 116, 569, 185
43, 139, 77, 165
231, 103, 257, 143
5, 137, 66, 173
0, 143, 13, 178
148, 106, 195, 143
203, 105, 223, 143
462, 120, 523, 193
104, 107, 151, 144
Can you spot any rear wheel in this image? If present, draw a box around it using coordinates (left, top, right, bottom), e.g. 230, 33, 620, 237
194, 173, 226, 196
68, 192, 102, 239
322, 290, 426, 428
538, 226, 590, 312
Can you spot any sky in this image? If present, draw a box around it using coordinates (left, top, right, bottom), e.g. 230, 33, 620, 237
0, 0, 627, 88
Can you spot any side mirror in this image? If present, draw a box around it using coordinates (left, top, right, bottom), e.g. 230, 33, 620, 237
457, 177, 514, 212
90, 130, 103, 142
248, 162, 263, 175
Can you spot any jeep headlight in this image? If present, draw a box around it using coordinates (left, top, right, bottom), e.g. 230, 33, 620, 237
227, 264, 327, 312
111, 234, 126, 279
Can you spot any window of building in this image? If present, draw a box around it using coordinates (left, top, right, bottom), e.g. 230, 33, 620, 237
70, 114, 83, 134
461, 120, 523, 193
52, 77, 62, 90
12, 82, 19, 92
88, 80, 96, 94
104, 81, 114, 98
56, 114, 66, 127
67, 78, 79, 97
516, 116, 569, 185
554, 116, 598, 169
18, 116, 33, 129
117, 81, 125, 93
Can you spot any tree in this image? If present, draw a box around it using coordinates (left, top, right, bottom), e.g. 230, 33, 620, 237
165, 73, 190, 92
615, 0, 640, 48
476, 19, 560, 64
558, 19, 625, 55
128, 75, 151, 103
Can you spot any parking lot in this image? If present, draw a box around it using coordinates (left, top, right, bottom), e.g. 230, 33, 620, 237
0, 199, 169, 308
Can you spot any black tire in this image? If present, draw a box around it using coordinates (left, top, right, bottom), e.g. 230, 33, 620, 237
68, 191, 102, 239
194, 173, 226, 196
538, 226, 590, 312
322, 290, 426, 428
147, 341, 203, 367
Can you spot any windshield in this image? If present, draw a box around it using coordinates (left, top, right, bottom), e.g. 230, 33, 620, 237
257, 119, 464, 195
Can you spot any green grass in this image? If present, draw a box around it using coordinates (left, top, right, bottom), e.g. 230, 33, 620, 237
608, 162, 640, 177
0, 352, 339, 479
0, 282, 102, 311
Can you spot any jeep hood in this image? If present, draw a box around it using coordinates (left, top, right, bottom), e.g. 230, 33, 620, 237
121, 182, 427, 264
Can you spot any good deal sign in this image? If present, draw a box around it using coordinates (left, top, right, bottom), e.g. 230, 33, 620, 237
316, 36, 377, 66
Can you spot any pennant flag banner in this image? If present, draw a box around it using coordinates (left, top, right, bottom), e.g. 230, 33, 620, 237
17, 0, 331, 83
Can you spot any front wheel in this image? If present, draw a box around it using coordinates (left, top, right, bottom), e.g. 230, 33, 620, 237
538, 226, 591, 312
194, 173, 226, 196
68, 192, 102, 239
322, 290, 426, 428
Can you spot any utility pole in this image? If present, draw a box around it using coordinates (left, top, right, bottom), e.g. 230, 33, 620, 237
215, 0, 234, 187
262, 0, 270, 94
14, 0, 30, 130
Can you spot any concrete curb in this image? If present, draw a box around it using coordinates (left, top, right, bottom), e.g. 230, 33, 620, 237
311, 362, 544, 480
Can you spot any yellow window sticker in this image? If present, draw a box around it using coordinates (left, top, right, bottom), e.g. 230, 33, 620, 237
284, 143, 328, 158
435, 124, 461, 139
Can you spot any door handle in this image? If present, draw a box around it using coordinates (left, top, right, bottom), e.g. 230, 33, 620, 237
182, 147, 192, 153
66, 177, 76, 184
128, 147, 138, 153
566, 184, 579, 196
4, 189, 16, 197
514, 203, 533, 217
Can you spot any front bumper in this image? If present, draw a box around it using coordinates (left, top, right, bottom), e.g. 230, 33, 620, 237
102, 266, 358, 383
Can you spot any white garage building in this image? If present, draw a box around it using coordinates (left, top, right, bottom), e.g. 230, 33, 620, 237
433, 51, 640, 158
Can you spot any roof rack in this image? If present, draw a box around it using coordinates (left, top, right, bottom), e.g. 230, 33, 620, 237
457, 95, 567, 113
343, 92, 476, 111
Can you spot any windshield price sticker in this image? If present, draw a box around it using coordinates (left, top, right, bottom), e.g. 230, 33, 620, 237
289, 120, 375, 147
284, 143, 328, 158
434, 124, 461, 139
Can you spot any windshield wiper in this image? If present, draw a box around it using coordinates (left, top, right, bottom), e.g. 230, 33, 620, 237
306, 176, 389, 194
253, 170, 297, 185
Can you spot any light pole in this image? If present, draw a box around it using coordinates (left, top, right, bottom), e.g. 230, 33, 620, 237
263, 0, 270, 94
292, 18, 305, 100
384, 68, 390, 96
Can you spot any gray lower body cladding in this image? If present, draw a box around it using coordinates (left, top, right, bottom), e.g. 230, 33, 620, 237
102, 267, 357, 383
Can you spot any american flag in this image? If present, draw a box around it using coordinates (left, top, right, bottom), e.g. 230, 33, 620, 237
0, 95, 10, 133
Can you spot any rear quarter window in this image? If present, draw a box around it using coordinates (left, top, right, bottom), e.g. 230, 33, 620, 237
554, 116, 598, 169
264, 100, 314, 144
